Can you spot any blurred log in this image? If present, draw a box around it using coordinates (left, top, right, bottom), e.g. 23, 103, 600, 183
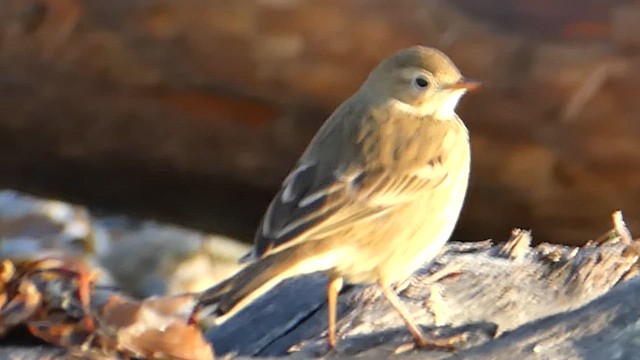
1, 221, 640, 359
203, 226, 640, 359
0, 346, 64, 360
0, 0, 640, 244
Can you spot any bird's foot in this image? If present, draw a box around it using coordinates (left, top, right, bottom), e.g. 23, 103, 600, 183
394, 332, 468, 354
424, 261, 464, 284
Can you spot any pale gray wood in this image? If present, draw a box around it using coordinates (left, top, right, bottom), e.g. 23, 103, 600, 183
3, 232, 639, 359
449, 276, 640, 360
217, 232, 640, 358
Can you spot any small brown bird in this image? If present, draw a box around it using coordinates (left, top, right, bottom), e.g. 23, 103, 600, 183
196, 46, 478, 349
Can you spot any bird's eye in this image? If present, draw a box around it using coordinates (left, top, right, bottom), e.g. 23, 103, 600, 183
413, 76, 429, 89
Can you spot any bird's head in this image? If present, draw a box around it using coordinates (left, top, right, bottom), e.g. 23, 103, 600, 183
362, 46, 480, 119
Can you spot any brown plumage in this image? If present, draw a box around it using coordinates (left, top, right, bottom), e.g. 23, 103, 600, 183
195, 46, 479, 349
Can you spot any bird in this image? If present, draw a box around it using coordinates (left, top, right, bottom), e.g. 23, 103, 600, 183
194, 45, 479, 349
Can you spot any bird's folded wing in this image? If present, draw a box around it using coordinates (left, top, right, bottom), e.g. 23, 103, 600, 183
246, 157, 447, 261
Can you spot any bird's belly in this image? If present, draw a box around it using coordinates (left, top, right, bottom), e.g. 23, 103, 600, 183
336, 175, 468, 285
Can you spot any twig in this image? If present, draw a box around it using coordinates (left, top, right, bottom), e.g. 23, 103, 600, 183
561, 61, 626, 122
613, 210, 633, 244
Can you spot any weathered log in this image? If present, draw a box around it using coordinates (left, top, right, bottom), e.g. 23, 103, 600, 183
1, 223, 639, 359
449, 273, 640, 359
200, 224, 640, 359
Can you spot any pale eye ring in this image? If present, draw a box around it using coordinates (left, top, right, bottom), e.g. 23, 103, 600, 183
413, 75, 429, 89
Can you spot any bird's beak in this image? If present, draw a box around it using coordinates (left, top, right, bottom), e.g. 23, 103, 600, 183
447, 78, 482, 92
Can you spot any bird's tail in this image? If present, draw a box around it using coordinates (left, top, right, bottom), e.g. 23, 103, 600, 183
193, 241, 341, 325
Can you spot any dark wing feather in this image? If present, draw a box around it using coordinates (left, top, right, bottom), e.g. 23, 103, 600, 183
252, 162, 344, 259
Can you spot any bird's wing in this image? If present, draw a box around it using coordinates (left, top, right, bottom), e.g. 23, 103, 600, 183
238, 98, 458, 262
245, 154, 448, 262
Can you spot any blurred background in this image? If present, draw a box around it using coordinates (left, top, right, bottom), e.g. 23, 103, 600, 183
1, 0, 639, 246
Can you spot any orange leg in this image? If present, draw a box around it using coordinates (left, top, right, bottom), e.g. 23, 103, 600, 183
379, 281, 465, 349
327, 276, 344, 349
379, 282, 428, 346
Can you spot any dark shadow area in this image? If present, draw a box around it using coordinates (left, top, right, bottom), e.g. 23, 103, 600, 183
0, 158, 275, 242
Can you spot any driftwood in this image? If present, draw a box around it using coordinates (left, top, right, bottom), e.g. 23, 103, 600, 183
2, 220, 640, 359
202, 219, 640, 359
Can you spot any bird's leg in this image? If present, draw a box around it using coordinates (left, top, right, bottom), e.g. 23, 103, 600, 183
379, 283, 428, 345
327, 276, 344, 349
379, 282, 465, 350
